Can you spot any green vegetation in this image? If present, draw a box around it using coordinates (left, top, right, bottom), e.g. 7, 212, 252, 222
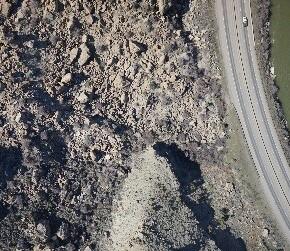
271, 0, 290, 126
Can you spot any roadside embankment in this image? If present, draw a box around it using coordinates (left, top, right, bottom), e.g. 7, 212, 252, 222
251, 0, 290, 163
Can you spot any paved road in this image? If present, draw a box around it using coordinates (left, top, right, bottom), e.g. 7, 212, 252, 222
216, 0, 290, 241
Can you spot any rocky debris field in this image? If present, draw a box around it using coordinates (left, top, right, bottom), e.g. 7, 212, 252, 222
0, 0, 286, 250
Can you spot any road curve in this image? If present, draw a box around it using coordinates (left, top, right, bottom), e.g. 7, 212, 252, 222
216, 0, 290, 241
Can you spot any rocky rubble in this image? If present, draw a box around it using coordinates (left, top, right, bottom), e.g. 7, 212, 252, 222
0, 0, 285, 250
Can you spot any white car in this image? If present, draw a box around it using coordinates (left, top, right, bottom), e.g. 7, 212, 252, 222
243, 16, 248, 27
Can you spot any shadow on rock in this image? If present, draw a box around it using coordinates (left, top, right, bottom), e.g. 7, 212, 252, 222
153, 142, 246, 251
0, 147, 24, 189
164, 0, 190, 29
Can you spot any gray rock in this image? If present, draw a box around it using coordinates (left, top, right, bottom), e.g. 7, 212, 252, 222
61, 73, 72, 84
67, 16, 76, 31
85, 14, 94, 25
36, 220, 51, 241
129, 40, 147, 54
15, 112, 22, 123
157, 0, 172, 15
56, 223, 69, 240
120, 92, 128, 104
79, 44, 91, 66
82, 34, 88, 43
262, 228, 269, 238
23, 41, 34, 48
84, 246, 92, 251
0, 1, 11, 17
69, 47, 79, 64
65, 243, 76, 251
77, 92, 89, 103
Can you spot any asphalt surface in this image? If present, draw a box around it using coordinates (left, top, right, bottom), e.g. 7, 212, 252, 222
216, 0, 290, 241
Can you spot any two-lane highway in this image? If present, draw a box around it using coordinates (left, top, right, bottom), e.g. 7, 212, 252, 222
216, 0, 290, 241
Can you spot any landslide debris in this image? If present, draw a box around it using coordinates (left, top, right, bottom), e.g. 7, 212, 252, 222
0, 0, 285, 250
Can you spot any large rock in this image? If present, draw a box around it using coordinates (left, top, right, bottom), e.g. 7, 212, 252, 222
69, 47, 79, 64
61, 73, 72, 84
36, 220, 51, 242
157, 0, 172, 15
0, 1, 11, 17
78, 43, 91, 66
